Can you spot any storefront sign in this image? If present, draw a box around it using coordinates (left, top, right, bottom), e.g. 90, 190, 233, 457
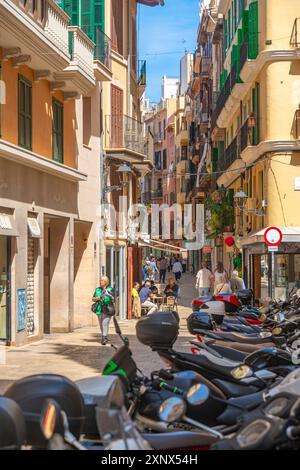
264, 227, 283, 246
17, 288, 27, 332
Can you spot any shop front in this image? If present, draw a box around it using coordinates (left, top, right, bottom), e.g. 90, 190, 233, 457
243, 228, 300, 301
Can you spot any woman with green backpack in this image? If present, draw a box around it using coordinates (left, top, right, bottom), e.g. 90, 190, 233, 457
92, 276, 115, 345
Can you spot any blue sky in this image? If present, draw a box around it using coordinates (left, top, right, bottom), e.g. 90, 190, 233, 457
138, 0, 200, 103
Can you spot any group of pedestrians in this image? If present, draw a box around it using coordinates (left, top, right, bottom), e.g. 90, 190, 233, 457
195, 261, 245, 297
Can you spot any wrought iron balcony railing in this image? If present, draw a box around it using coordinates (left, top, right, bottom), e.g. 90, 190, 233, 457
151, 189, 163, 199
94, 27, 112, 70
218, 136, 238, 172
105, 115, 146, 155
290, 18, 300, 47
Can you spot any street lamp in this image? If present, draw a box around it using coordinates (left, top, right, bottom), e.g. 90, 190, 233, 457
234, 189, 248, 237
116, 163, 133, 186
217, 184, 227, 200
247, 112, 257, 128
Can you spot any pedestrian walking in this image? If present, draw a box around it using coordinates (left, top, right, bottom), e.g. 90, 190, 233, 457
159, 256, 168, 283
139, 280, 158, 315
181, 258, 187, 273
92, 276, 115, 345
132, 282, 141, 319
195, 262, 213, 296
149, 257, 159, 281
214, 262, 228, 285
230, 270, 246, 292
172, 258, 183, 282
214, 275, 232, 296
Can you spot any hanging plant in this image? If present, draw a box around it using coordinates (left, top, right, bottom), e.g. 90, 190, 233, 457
205, 195, 234, 236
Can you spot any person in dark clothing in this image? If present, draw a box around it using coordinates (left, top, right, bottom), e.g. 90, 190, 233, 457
164, 278, 179, 299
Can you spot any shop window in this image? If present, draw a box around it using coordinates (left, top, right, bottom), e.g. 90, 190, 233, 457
52, 99, 64, 163
18, 75, 32, 150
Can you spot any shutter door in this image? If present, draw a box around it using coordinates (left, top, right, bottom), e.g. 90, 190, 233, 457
248, 1, 259, 59
111, 85, 123, 148
111, 0, 123, 54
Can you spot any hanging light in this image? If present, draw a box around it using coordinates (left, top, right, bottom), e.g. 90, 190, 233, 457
116, 163, 133, 186
234, 189, 248, 210
247, 112, 257, 128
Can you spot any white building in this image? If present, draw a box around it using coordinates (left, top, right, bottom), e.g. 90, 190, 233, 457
180, 53, 194, 96
161, 76, 180, 100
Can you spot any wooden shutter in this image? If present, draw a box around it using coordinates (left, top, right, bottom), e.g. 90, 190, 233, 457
111, 85, 123, 148
18, 75, 32, 150
111, 0, 123, 55
131, 15, 137, 74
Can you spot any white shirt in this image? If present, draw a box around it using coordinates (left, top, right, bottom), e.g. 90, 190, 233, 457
172, 261, 183, 273
196, 268, 212, 288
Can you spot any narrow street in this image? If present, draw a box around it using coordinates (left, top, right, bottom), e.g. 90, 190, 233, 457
0, 273, 195, 394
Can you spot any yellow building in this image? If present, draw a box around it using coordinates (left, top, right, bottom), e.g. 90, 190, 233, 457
211, 0, 300, 299
175, 96, 189, 206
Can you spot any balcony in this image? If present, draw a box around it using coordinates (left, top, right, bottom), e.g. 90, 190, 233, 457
153, 133, 163, 145
67, 26, 95, 91
200, 57, 211, 78
105, 115, 148, 160
151, 189, 163, 200
93, 27, 112, 82
240, 119, 249, 153
0, 0, 96, 95
290, 18, 300, 48
138, 60, 146, 98
218, 136, 238, 172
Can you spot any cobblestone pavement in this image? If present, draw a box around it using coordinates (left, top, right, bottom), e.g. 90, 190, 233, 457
0, 273, 197, 393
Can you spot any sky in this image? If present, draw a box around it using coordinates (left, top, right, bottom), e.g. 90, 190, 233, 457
138, 0, 200, 104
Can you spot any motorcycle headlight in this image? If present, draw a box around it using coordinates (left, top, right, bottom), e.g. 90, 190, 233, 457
237, 419, 271, 448
231, 365, 253, 380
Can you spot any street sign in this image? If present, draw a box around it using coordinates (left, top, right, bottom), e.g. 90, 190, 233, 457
268, 245, 279, 252
264, 226, 283, 246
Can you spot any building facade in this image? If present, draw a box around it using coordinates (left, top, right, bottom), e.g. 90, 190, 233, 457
0, 0, 103, 345
189, 0, 300, 300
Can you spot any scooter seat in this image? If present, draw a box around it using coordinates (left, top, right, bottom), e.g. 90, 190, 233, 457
204, 331, 273, 344
216, 391, 263, 426
178, 352, 241, 382
144, 431, 218, 450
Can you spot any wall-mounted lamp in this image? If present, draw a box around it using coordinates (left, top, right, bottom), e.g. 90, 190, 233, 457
116, 163, 133, 186
247, 112, 257, 128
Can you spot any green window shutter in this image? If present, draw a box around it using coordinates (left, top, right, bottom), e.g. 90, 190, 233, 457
18, 75, 32, 151
242, 9, 249, 40
227, 188, 234, 204
52, 99, 64, 163
212, 148, 218, 172
60, 0, 79, 26
233, 0, 236, 33
248, 1, 259, 59
238, 28, 243, 44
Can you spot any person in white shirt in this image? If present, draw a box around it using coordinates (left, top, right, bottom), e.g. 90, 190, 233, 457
196, 262, 213, 296
172, 259, 183, 282
214, 262, 228, 285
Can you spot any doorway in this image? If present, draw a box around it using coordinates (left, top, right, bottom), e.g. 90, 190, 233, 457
0, 236, 11, 341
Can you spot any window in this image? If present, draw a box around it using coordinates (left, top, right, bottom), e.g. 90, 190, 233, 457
0, 64, 3, 138
52, 99, 64, 163
111, 85, 123, 147
163, 149, 167, 169
83, 97, 92, 146
111, 0, 123, 55
163, 119, 166, 140
158, 121, 162, 140
18, 75, 32, 150
131, 15, 137, 74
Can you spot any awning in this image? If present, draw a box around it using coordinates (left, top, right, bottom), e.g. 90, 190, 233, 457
242, 227, 300, 246
0, 213, 19, 237
27, 217, 42, 238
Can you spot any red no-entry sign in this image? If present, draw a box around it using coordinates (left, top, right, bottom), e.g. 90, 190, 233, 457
264, 227, 283, 246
